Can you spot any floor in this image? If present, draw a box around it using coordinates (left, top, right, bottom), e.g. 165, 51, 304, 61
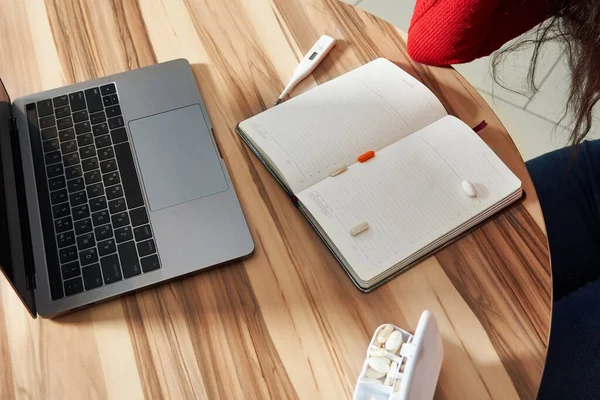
343, 0, 600, 161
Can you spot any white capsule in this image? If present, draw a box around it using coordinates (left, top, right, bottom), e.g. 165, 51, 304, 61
329, 164, 348, 177
385, 331, 404, 354
376, 324, 394, 344
461, 179, 477, 197
394, 377, 402, 392
350, 221, 369, 236
366, 367, 387, 379
368, 356, 391, 374
369, 345, 388, 357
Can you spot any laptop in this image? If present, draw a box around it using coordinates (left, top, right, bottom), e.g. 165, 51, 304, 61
0, 59, 254, 318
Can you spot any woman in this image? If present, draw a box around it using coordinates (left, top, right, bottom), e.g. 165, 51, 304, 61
407, 1, 600, 399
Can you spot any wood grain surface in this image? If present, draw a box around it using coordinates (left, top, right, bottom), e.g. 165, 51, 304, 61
0, 0, 551, 399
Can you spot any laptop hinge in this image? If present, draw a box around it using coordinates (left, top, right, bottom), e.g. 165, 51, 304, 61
8, 116, 37, 291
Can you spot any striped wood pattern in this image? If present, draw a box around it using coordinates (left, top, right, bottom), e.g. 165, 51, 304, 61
0, 0, 551, 399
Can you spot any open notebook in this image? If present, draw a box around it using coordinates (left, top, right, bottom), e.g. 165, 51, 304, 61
237, 58, 522, 291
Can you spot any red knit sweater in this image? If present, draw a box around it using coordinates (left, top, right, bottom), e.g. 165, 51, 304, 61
407, 0, 558, 65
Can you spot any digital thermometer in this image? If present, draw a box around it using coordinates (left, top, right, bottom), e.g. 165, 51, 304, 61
274, 35, 336, 106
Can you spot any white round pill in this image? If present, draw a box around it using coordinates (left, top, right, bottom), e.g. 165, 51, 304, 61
368, 356, 391, 374
366, 367, 387, 379
376, 324, 394, 344
369, 345, 388, 357
461, 180, 477, 197
385, 331, 404, 354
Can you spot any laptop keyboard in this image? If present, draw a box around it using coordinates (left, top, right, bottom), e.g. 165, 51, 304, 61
27, 83, 161, 300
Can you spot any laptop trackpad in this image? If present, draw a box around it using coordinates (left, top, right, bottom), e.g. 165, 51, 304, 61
129, 105, 228, 211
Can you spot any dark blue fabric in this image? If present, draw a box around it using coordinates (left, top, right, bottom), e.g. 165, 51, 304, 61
526, 140, 600, 399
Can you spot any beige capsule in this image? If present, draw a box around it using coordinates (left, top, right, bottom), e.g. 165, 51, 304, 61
376, 324, 394, 344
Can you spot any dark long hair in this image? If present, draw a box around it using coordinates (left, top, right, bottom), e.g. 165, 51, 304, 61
492, 0, 600, 146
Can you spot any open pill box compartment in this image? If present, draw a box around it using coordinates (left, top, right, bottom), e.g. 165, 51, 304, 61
353, 310, 443, 400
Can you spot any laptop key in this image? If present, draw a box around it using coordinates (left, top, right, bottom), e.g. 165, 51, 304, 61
57, 117, 73, 130
115, 226, 133, 243
59, 245, 77, 263
62, 153, 79, 168
72, 204, 90, 221
39, 115, 56, 129
43, 138, 59, 152
51, 189, 68, 205
80, 248, 98, 266
57, 230, 76, 248
92, 210, 109, 226
106, 184, 123, 200
46, 163, 63, 178
67, 177, 84, 193
80, 145, 96, 159
74, 218, 92, 235
55, 105, 70, 119
69, 91, 86, 111
95, 224, 113, 241
118, 241, 141, 278
55, 216, 73, 233
41, 126, 57, 140
98, 238, 116, 257
45, 150, 61, 165
49, 176, 66, 191
75, 121, 91, 135
109, 94, 119, 104
77, 133, 93, 147
82, 263, 103, 290
114, 143, 144, 209
82, 157, 99, 172
103, 96, 113, 107
84, 87, 103, 113
37, 99, 54, 116
90, 111, 106, 125
110, 127, 128, 144
76, 233, 95, 250
100, 158, 117, 173
69, 190, 87, 207
137, 239, 156, 258
134, 225, 152, 241
108, 116, 124, 129
103, 171, 120, 187
105, 105, 121, 118
53, 95, 69, 108
72, 110, 88, 123
52, 203, 70, 219
100, 83, 116, 95
112, 211, 129, 228
93, 122, 109, 137
65, 165, 82, 180
100, 254, 122, 284
130, 207, 149, 227
98, 147, 114, 161
90, 196, 107, 212
109, 198, 126, 214
141, 254, 160, 272
59, 127, 75, 141
64, 276, 84, 296
61, 261, 80, 280
95, 134, 111, 149
84, 169, 101, 185
87, 183, 104, 198
61, 139, 77, 154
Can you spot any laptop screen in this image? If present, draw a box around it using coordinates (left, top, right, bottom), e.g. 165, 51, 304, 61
0, 79, 36, 316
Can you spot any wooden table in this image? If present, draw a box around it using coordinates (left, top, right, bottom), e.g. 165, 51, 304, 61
0, 0, 551, 399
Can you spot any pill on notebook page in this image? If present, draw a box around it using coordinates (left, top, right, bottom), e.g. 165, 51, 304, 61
368, 356, 391, 374
350, 221, 369, 236
461, 180, 477, 197
358, 150, 375, 162
376, 324, 394, 344
329, 164, 348, 177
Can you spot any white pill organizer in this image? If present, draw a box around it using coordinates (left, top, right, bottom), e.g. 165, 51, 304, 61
353, 311, 443, 400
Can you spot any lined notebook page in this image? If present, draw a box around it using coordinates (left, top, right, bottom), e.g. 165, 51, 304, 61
297, 116, 522, 282
238, 58, 447, 193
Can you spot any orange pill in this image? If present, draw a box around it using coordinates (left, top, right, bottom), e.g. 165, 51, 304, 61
358, 150, 375, 163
